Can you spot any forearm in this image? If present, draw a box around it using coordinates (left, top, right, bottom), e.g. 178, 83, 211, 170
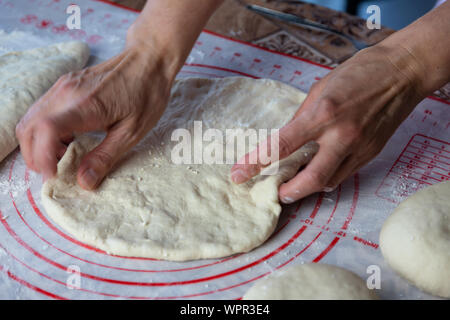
377, 1, 450, 97
126, 0, 224, 77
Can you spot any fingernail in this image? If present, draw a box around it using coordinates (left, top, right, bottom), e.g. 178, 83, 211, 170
281, 196, 295, 204
323, 186, 336, 193
231, 169, 247, 184
82, 168, 99, 189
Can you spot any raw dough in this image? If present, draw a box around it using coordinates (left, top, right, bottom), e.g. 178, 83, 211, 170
0, 41, 90, 162
380, 181, 450, 298
42, 77, 318, 261
243, 263, 378, 300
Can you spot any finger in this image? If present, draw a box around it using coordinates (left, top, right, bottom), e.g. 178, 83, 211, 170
76, 122, 138, 190
231, 116, 318, 184
33, 120, 60, 181
16, 105, 42, 172
278, 138, 349, 203
16, 87, 70, 173
17, 127, 38, 172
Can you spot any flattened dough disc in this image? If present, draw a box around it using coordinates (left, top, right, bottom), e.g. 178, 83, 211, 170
0, 41, 90, 162
380, 181, 450, 298
42, 77, 318, 261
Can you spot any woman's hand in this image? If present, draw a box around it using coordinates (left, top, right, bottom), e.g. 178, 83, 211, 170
16, 0, 224, 190
16, 42, 176, 190
232, 1, 450, 204
231, 44, 429, 203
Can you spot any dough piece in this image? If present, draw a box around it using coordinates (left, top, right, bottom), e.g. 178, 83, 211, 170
243, 263, 378, 300
0, 41, 90, 162
380, 181, 450, 298
42, 77, 318, 261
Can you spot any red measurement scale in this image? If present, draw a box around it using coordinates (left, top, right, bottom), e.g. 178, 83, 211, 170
376, 134, 450, 203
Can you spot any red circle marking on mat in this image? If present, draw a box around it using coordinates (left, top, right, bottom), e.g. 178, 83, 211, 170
9, 154, 245, 272
1, 172, 355, 298
0, 243, 121, 300
4, 157, 355, 298
146, 229, 324, 299
0, 222, 320, 300
3, 185, 307, 300
0, 204, 314, 287
0, 196, 325, 300
2, 170, 356, 298
7, 159, 328, 291
6, 157, 248, 280
0, 264, 66, 300
11, 191, 244, 272
16, 187, 321, 286
24, 169, 297, 273
12, 155, 293, 273
313, 174, 359, 263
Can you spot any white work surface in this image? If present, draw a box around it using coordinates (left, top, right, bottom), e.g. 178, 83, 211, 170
0, 0, 449, 300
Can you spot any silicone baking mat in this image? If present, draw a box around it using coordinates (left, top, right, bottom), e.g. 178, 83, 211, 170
0, 0, 448, 299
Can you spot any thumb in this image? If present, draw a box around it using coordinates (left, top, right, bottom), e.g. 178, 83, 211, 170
76, 123, 136, 190
231, 116, 315, 184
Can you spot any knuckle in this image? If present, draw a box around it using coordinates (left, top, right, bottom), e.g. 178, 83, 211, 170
83, 93, 108, 117
317, 97, 339, 122
16, 115, 33, 139
92, 149, 114, 169
322, 134, 351, 155
334, 122, 364, 146
56, 74, 72, 89
16, 121, 35, 143
57, 72, 82, 92
346, 123, 363, 140
37, 118, 57, 136
121, 128, 143, 150
54, 74, 67, 87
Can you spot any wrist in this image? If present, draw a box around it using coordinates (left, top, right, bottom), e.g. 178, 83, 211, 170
374, 3, 450, 97
125, 28, 185, 83
125, 0, 223, 82
368, 42, 430, 99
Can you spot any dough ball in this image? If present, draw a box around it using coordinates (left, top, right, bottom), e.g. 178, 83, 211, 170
380, 181, 450, 298
243, 263, 378, 300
